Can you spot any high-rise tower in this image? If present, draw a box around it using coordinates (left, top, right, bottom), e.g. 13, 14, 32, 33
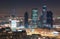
46, 11, 53, 29
24, 12, 29, 28
40, 0, 47, 28
31, 8, 38, 28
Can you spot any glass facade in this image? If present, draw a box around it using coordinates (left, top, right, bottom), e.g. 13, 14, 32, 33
31, 8, 38, 28
11, 20, 17, 31
40, 4, 47, 28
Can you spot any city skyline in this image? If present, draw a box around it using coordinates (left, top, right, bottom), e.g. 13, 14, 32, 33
0, 0, 60, 17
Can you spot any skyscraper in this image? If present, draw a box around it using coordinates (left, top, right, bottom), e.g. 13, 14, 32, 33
31, 8, 38, 28
24, 12, 29, 28
46, 11, 53, 28
40, 0, 47, 28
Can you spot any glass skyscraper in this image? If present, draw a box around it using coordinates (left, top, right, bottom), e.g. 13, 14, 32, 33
31, 8, 38, 28
40, 0, 47, 28
42, 5, 47, 27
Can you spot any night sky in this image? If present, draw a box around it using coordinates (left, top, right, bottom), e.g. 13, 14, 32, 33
0, 0, 60, 17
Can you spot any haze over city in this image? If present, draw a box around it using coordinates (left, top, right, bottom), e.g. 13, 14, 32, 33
0, 0, 60, 17
0, 0, 60, 39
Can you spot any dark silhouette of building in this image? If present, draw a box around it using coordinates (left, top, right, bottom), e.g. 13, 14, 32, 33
46, 11, 53, 29
40, 0, 47, 28
24, 12, 29, 28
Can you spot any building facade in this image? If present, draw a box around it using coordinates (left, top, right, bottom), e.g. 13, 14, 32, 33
40, 0, 48, 28
31, 8, 38, 28
24, 12, 29, 28
46, 11, 53, 29
40, 4, 47, 28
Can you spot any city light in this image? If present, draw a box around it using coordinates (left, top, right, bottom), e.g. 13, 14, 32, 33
0, 0, 60, 39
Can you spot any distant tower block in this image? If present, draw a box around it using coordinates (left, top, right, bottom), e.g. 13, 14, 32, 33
46, 11, 53, 28
24, 12, 29, 28
31, 8, 38, 28
40, 0, 47, 28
